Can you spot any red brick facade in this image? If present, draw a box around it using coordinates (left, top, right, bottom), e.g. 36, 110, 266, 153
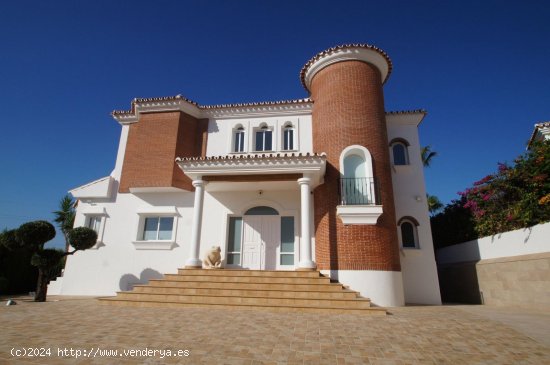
119, 111, 204, 193
310, 60, 401, 272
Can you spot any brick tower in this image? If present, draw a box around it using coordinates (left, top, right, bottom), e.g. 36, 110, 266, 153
301, 44, 404, 305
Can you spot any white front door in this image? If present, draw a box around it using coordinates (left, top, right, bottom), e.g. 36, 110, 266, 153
242, 216, 280, 270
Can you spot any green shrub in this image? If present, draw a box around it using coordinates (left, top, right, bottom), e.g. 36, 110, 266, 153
432, 140, 550, 246
0, 276, 9, 293
68, 227, 97, 251
16, 221, 55, 250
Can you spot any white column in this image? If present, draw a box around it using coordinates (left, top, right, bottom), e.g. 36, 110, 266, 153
297, 177, 316, 270
185, 179, 206, 268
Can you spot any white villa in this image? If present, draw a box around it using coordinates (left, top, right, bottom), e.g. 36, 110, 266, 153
50, 44, 442, 307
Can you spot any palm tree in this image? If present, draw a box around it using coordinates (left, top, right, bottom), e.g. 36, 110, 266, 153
53, 195, 76, 252
421, 145, 438, 167
427, 194, 443, 215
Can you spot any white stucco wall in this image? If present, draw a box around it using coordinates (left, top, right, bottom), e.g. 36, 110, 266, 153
199, 187, 310, 267
321, 270, 405, 307
56, 191, 194, 296
206, 114, 313, 156
386, 114, 442, 305
436, 222, 550, 264
53, 185, 311, 296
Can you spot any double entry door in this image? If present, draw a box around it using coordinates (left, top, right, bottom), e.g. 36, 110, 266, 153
241, 215, 280, 270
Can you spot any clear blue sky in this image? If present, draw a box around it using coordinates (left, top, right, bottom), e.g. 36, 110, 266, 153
1, 0, 549, 248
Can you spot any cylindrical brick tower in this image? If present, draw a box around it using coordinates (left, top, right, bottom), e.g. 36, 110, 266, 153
301, 44, 404, 306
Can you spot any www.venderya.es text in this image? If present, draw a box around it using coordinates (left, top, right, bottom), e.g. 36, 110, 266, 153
10, 347, 190, 359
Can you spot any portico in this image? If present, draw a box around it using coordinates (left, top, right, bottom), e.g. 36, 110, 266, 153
176, 153, 326, 271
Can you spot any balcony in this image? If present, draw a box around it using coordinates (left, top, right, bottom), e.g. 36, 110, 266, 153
337, 177, 383, 225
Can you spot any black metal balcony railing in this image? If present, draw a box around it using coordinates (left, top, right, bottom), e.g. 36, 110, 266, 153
338, 177, 380, 205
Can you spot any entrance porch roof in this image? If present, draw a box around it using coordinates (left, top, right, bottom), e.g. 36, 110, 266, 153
176, 152, 326, 187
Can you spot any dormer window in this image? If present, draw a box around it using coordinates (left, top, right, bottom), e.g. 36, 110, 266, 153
255, 125, 273, 152
234, 126, 245, 153
283, 124, 294, 151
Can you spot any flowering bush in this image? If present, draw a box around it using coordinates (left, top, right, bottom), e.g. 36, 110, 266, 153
432, 140, 550, 247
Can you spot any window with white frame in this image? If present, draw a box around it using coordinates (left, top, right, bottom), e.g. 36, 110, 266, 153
255, 125, 273, 151
82, 211, 106, 246
86, 216, 102, 235
233, 126, 245, 153
280, 216, 295, 265
226, 217, 242, 265
399, 217, 419, 248
282, 124, 295, 151
142, 216, 174, 241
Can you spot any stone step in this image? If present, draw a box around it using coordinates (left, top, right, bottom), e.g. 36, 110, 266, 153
147, 279, 345, 292
99, 297, 386, 315
178, 268, 322, 278
99, 270, 386, 315
113, 292, 371, 309
163, 274, 330, 285
132, 285, 360, 299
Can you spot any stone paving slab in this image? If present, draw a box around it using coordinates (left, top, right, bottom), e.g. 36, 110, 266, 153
1, 296, 549, 364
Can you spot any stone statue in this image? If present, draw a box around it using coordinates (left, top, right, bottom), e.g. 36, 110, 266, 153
203, 246, 222, 269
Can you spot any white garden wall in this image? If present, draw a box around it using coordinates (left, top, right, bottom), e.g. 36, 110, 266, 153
436, 221, 550, 264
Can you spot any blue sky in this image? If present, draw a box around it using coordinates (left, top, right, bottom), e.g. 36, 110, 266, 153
1, 0, 549, 248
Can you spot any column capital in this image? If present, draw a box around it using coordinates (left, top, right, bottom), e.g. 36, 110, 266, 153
297, 177, 312, 186
192, 179, 206, 188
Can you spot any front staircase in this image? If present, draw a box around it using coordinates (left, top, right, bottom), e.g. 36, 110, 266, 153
99, 269, 386, 315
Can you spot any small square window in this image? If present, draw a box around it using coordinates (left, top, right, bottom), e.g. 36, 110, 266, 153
142, 217, 174, 241
87, 216, 102, 234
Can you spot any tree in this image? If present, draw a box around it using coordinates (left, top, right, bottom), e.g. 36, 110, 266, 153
421, 145, 438, 167
458, 140, 550, 236
53, 195, 76, 252
432, 140, 550, 245
427, 194, 443, 215
421, 145, 443, 215
16, 221, 97, 302
1, 228, 39, 295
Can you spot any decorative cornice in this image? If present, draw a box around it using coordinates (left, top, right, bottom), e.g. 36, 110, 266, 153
386, 109, 427, 115
176, 152, 326, 164
201, 99, 312, 118
176, 152, 327, 186
300, 43, 393, 92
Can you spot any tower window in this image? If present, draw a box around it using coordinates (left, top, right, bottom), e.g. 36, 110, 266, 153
392, 143, 409, 165
389, 138, 410, 166
398, 217, 419, 248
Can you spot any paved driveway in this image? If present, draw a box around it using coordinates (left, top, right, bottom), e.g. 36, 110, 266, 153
1, 296, 549, 364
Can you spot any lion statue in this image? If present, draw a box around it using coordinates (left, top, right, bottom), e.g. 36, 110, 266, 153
203, 246, 222, 269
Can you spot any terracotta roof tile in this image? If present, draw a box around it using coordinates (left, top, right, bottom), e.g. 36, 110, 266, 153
112, 95, 313, 117
386, 109, 427, 115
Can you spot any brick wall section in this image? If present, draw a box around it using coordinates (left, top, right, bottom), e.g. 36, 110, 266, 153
119, 111, 201, 193
195, 118, 209, 158
310, 60, 401, 272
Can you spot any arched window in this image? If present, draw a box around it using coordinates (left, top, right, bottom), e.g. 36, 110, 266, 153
389, 138, 410, 165
339, 145, 375, 205
255, 124, 273, 151
283, 123, 294, 151
398, 217, 419, 248
233, 126, 245, 153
